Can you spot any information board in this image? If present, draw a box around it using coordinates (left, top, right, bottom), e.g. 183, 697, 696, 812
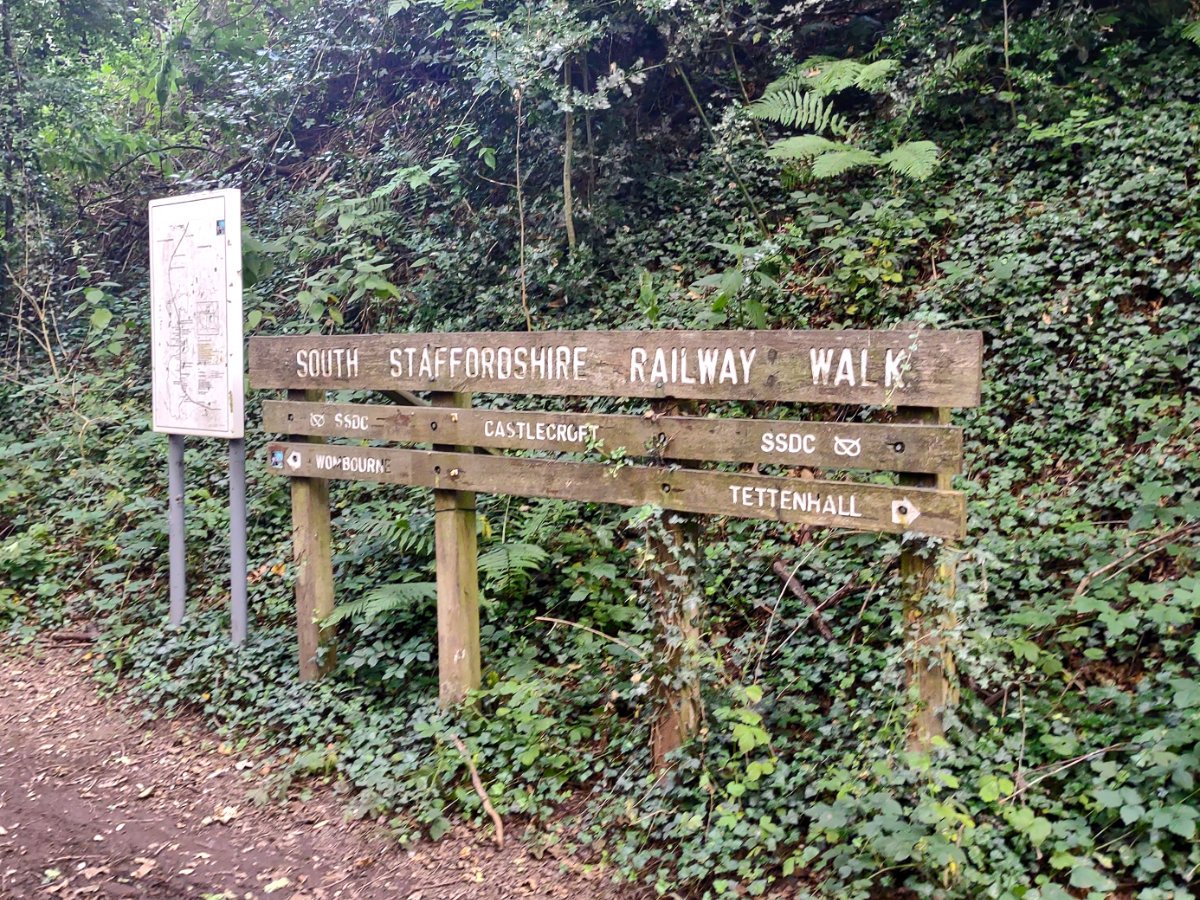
149, 189, 244, 438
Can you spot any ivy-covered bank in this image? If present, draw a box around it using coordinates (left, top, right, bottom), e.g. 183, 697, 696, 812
2, 1, 1199, 897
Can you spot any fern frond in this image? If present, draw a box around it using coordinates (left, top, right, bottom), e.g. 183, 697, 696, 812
1183, 19, 1200, 45
749, 90, 849, 136
478, 541, 548, 594
810, 148, 880, 179
877, 141, 940, 180
393, 512, 436, 559
853, 58, 900, 91
766, 134, 849, 161
515, 499, 571, 542
941, 44, 988, 83
764, 56, 899, 98
326, 581, 437, 625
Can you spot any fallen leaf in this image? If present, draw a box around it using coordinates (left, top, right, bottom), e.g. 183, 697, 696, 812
131, 858, 156, 879
263, 876, 291, 893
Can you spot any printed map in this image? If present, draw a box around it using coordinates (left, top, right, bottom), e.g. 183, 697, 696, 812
149, 190, 243, 438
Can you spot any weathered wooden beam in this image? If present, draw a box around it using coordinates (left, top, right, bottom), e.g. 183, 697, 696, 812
429, 392, 481, 708
249, 329, 983, 408
262, 400, 963, 474
899, 405, 960, 752
287, 388, 336, 681
647, 399, 703, 769
263, 443, 967, 540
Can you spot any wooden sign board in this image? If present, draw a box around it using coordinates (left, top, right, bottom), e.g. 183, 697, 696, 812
263, 400, 963, 475
258, 327, 979, 704
266, 442, 966, 539
250, 329, 982, 407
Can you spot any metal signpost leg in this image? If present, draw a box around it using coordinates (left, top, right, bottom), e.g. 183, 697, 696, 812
168, 433, 186, 626
229, 438, 248, 646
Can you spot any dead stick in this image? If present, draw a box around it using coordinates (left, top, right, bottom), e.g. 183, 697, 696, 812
449, 735, 504, 848
47, 631, 96, 643
1074, 521, 1199, 598
771, 559, 834, 641
535, 615, 645, 658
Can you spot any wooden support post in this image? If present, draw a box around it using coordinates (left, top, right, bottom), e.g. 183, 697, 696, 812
289, 388, 335, 681
899, 406, 960, 751
431, 391, 481, 707
649, 399, 703, 769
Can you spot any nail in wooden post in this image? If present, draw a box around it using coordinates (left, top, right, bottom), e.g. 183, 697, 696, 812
289, 388, 336, 680
899, 405, 960, 751
431, 391, 480, 707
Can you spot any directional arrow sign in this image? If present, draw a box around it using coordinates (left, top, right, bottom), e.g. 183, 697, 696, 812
891, 496, 922, 527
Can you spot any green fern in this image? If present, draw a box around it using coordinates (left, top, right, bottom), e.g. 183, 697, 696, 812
766, 134, 850, 161
1182, 19, 1200, 45
393, 512, 435, 559
940, 44, 988, 84
810, 148, 880, 179
515, 499, 574, 542
769, 138, 939, 182
877, 141, 940, 180
748, 89, 849, 136
761, 56, 899, 98
326, 580, 437, 626
752, 52, 938, 182
478, 541, 548, 595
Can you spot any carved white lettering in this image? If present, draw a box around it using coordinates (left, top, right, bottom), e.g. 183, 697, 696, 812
885, 349, 909, 389
729, 483, 864, 518
834, 348, 856, 386
810, 348, 835, 385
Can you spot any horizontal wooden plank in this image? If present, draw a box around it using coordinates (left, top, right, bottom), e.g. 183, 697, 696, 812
262, 400, 963, 474
250, 329, 982, 407
264, 442, 966, 539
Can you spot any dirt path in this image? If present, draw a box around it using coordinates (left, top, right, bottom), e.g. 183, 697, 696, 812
0, 645, 640, 900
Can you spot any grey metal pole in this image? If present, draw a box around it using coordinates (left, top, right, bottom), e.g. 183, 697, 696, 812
168, 433, 186, 626
229, 438, 248, 646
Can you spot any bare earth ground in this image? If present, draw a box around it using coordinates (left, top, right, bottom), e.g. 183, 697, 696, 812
0, 645, 645, 900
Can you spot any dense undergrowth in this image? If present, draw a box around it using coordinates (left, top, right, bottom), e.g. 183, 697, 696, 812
2, 1, 1199, 897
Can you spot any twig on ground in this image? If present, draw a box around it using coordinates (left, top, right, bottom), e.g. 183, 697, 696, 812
449, 735, 504, 849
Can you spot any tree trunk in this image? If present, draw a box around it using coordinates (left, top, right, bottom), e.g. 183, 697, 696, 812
562, 60, 576, 252
0, 0, 20, 306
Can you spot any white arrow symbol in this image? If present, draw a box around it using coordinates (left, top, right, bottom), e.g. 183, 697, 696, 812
891, 497, 922, 526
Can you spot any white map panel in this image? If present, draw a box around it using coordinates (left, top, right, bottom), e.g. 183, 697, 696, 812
149, 189, 244, 438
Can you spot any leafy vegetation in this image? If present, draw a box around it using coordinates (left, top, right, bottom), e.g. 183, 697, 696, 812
2, 0, 1199, 897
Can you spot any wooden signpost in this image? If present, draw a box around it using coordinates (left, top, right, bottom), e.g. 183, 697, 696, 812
251, 328, 982, 750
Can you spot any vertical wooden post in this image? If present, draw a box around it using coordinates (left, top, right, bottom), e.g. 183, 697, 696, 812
289, 388, 335, 681
649, 399, 703, 768
431, 391, 481, 707
899, 406, 959, 751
